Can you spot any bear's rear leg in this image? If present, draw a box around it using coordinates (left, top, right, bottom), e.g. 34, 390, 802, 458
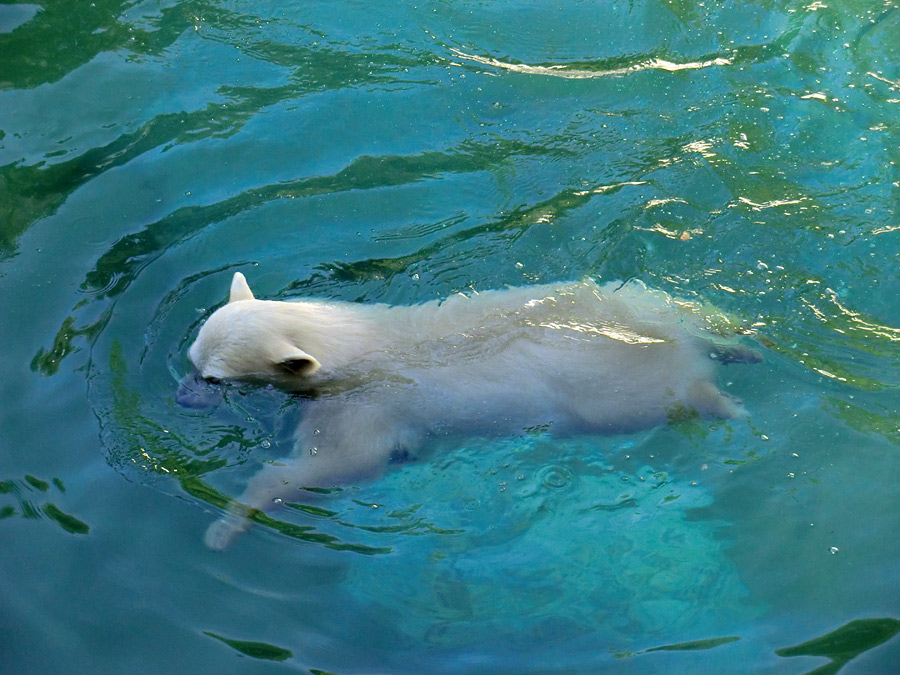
687, 379, 746, 420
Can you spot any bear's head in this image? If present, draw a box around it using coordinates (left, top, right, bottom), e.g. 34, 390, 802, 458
177, 273, 322, 406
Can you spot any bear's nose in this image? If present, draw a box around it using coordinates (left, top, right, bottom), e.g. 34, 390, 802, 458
176, 371, 223, 408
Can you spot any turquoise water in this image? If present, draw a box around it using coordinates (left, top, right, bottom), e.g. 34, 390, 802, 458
3, 0, 900, 672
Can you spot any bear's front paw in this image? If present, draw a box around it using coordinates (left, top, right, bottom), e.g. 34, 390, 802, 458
204, 511, 252, 551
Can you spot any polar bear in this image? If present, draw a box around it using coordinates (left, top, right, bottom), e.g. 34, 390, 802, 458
180, 272, 758, 549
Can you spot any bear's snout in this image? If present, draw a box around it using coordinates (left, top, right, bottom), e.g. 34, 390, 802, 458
176, 371, 223, 409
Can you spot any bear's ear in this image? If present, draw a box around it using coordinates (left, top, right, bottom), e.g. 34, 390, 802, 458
229, 272, 255, 303
274, 345, 321, 377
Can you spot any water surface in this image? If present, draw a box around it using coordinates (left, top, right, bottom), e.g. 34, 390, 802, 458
2, 0, 900, 672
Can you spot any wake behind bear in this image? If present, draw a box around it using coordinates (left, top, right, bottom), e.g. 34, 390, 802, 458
180, 272, 759, 550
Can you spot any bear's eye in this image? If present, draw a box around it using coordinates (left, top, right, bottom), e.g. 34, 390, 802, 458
278, 358, 315, 375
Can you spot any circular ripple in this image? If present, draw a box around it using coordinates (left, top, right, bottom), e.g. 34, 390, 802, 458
537, 464, 576, 490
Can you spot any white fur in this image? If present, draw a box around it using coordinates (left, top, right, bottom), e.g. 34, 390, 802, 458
186, 272, 747, 549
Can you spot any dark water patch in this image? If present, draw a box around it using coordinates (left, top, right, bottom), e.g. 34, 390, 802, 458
0, 474, 89, 535
292, 177, 642, 290
643, 635, 741, 652
31, 311, 112, 376
776, 618, 900, 675
825, 398, 900, 446
202, 631, 292, 661
23, 475, 49, 492
0, 27, 427, 257
0, 0, 331, 92
82, 136, 558, 299
229, 41, 427, 93
586, 497, 638, 512
373, 212, 470, 245
0, 0, 156, 92
41, 504, 90, 535
285, 502, 339, 518
614, 634, 740, 658
335, 500, 465, 536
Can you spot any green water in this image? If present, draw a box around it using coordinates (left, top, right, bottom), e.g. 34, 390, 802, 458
2, 0, 900, 672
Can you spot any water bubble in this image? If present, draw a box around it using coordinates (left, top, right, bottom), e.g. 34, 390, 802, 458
272, 497, 283, 505
260, 439, 271, 449
828, 546, 839, 555
308, 447, 318, 456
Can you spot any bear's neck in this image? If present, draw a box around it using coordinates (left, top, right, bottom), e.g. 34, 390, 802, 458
272, 294, 490, 367
271, 301, 360, 351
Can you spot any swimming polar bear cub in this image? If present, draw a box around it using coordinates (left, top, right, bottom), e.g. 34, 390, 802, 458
185, 272, 757, 549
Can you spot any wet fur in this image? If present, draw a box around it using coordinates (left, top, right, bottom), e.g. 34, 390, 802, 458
183, 273, 757, 549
